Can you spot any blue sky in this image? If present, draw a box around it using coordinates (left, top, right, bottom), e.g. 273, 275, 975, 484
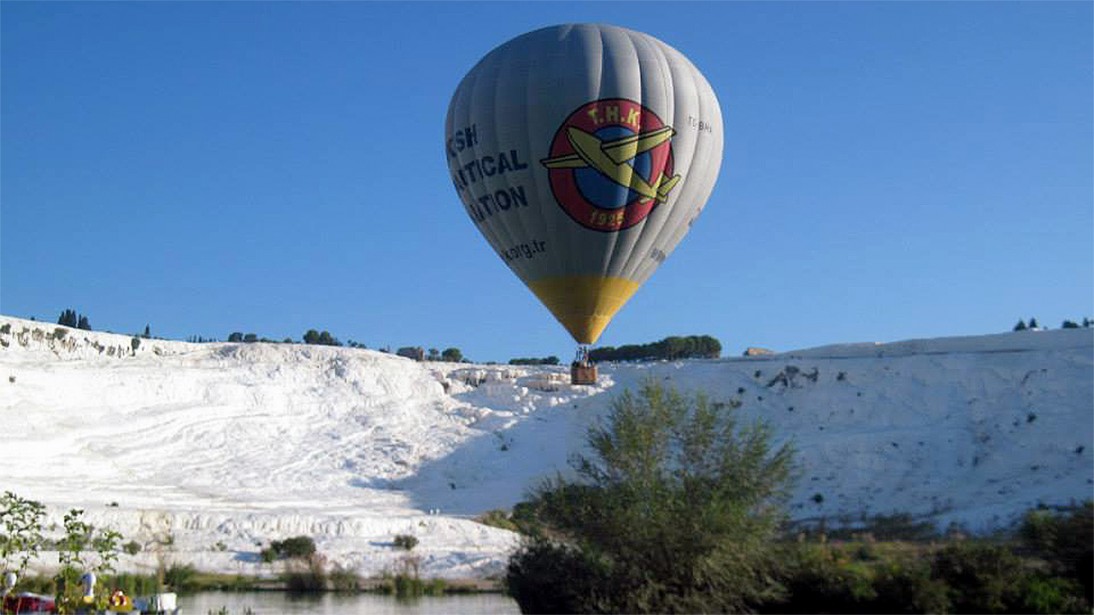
2, 2, 1091, 362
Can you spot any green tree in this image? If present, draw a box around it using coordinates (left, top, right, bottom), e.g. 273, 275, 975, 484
428, 348, 441, 361
509, 356, 560, 366
228, 332, 244, 343
1014, 319, 1028, 331
441, 347, 464, 362
1062, 320, 1080, 329
265, 536, 317, 560
57, 309, 78, 328
591, 335, 723, 362
393, 534, 419, 551
507, 380, 795, 613
303, 330, 341, 346
76, 316, 91, 331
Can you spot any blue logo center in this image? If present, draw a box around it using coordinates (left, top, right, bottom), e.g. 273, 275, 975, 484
574, 126, 653, 210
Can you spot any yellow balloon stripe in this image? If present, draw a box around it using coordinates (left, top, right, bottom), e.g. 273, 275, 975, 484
527, 275, 640, 344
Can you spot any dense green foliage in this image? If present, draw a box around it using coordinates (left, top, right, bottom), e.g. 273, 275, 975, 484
260, 535, 317, 562
284, 555, 328, 592
56, 309, 91, 331
761, 524, 1092, 615
396, 346, 423, 360
328, 563, 360, 591
0, 491, 46, 581
375, 572, 447, 597
507, 381, 795, 613
502, 382, 1092, 614
509, 356, 561, 366
392, 534, 419, 551
303, 329, 342, 346
1013, 317, 1090, 331
506, 502, 1094, 614
1020, 502, 1093, 605
589, 334, 722, 362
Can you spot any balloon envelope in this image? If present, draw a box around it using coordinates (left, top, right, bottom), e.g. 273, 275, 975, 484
445, 24, 723, 344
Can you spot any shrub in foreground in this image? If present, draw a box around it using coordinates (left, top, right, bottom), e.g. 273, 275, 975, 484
1020, 502, 1093, 604
506, 380, 795, 613
762, 538, 1089, 614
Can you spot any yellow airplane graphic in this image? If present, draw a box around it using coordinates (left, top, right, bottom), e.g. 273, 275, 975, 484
541, 126, 681, 203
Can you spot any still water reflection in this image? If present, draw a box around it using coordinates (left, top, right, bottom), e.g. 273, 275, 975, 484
182, 591, 520, 615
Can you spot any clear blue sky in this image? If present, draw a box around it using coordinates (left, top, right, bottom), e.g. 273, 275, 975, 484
2, 2, 1091, 362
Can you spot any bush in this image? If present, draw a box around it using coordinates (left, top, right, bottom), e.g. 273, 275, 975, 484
279, 536, 316, 559
871, 558, 951, 614
1017, 576, 1088, 614
931, 542, 1028, 613
766, 544, 950, 614
767, 544, 878, 614
104, 573, 160, 597
507, 540, 614, 614
393, 534, 418, 551
1020, 502, 1093, 605
163, 563, 197, 591
285, 555, 327, 592
393, 574, 422, 597
506, 380, 795, 613
476, 509, 518, 532
328, 563, 359, 591
263, 535, 317, 561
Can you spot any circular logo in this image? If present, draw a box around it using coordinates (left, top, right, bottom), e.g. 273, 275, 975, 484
541, 99, 679, 232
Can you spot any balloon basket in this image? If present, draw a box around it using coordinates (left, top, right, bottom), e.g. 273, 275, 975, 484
571, 363, 598, 385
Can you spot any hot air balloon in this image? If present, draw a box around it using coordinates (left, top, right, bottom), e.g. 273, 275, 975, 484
445, 24, 723, 379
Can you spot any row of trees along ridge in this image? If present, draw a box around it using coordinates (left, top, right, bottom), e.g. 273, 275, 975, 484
589, 335, 722, 362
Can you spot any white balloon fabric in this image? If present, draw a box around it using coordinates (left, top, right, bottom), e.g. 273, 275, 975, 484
445, 23, 723, 344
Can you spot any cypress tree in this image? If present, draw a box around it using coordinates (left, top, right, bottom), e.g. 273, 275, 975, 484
57, 309, 78, 328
